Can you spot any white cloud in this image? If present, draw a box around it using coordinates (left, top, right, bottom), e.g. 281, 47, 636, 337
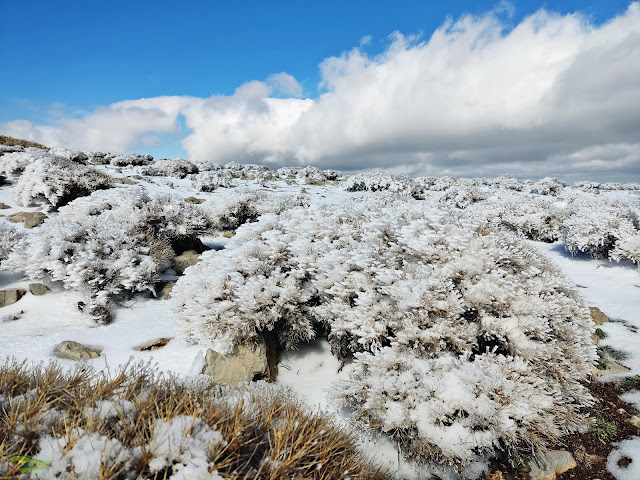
2, 3, 639, 181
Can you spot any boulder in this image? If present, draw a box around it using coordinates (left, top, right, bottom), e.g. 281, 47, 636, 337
8, 211, 47, 228
528, 450, 577, 480
112, 177, 137, 185
29, 283, 51, 296
134, 337, 172, 351
223, 230, 235, 238
54, 341, 101, 361
590, 307, 610, 325
629, 415, 640, 429
0, 289, 26, 307
592, 360, 631, 377
0, 202, 10, 209
202, 336, 269, 386
172, 250, 201, 275
184, 196, 205, 204
157, 281, 176, 299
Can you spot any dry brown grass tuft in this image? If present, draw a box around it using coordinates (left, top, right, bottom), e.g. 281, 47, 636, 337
0, 135, 48, 150
0, 359, 389, 479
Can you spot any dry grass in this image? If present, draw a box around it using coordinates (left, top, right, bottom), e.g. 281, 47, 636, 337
0, 135, 48, 150
0, 359, 389, 479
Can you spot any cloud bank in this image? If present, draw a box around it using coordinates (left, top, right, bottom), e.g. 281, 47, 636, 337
3, 3, 639, 181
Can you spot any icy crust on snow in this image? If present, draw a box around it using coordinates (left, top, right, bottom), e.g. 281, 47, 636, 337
175, 196, 596, 466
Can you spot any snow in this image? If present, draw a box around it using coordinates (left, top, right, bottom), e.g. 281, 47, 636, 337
1, 154, 640, 479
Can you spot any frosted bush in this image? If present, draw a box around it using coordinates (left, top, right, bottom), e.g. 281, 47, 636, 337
86, 151, 115, 165
137, 158, 199, 179
0, 223, 24, 263
488, 175, 525, 191
487, 200, 568, 242
574, 180, 601, 193
191, 159, 223, 172
0, 144, 24, 154
562, 206, 639, 260
0, 147, 51, 176
600, 182, 623, 191
110, 153, 153, 166
202, 188, 308, 230
610, 233, 640, 264
530, 177, 566, 196
429, 176, 460, 191
191, 170, 233, 191
6, 189, 212, 322
440, 186, 487, 209
175, 201, 595, 467
12, 155, 113, 208
223, 161, 271, 179
48, 147, 88, 164
341, 171, 423, 197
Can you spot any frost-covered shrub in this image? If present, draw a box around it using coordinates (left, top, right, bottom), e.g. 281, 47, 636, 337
12, 155, 113, 208
203, 188, 309, 230
574, 180, 601, 193
86, 151, 116, 165
487, 201, 568, 242
440, 186, 487, 209
610, 233, 640, 264
0, 223, 23, 263
176, 201, 595, 467
0, 147, 51, 176
429, 176, 460, 191
0, 144, 24, 154
48, 147, 89, 164
110, 153, 153, 166
623, 183, 640, 191
224, 161, 271, 180
600, 182, 623, 191
342, 171, 423, 197
490, 175, 525, 191
530, 177, 566, 196
137, 158, 199, 179
6, 189, 213, 322
191, 159, 223, 172
191, 170, 234, 191
562, 206, 639, 260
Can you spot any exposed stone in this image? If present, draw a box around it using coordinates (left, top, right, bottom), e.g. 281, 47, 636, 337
202, 336, 269, 386
0, 202, 10, 209
590, 307, 610, 325
172, 250, 201, 275
591, 333, 600, 345
134, 337, 172, 351
112, 177, 137, 185
592, 360, 631, 377
8, 211, 47, 228
629, 415, 640, 429
528, 450, 577, 480
184, 196, 205, 204
29, 283, 51, 296
54, 341, 101, 361
223, 230, 235, 238
157, 281, 176, 299
0, 289, 26, 307
587, 454, 606, 464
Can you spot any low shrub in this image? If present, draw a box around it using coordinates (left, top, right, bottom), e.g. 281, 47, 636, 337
342, 171, 423, 197
110, 153, 154, 167
487, 200, 567, 242
191, 170, 233, 192
530, 177, 566, 196
12, 155, 113, 208
137, 159, 199, 179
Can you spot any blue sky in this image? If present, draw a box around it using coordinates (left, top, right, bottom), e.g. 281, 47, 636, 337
1, 0, 638, 180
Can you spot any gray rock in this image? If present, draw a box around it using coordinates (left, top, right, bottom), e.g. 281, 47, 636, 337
134, 337, 172, 351
173, 250, 201, 275
202, 336, 268, 386
112, 177, 137, 185
29, 283, 51, 296
54, 341, 101, 361
184, 196, 205, 204
8, 211, 47, 228
590, 307, 610, 325
0, 289, 26, 307
592, 360, 631, 377
157, 281, 176, 300
528, 450, 577, 480
0, 202, 10, 209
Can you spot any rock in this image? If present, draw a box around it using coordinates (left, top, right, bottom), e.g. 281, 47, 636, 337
629, 415, 640, 429
487, 472, 503, 480
112, 177, 137, 185
29, 283, 51, 296
202, 336, 269, 386
587, 454, 606, 464
223, 230, 235, 238
0, 202, 10, 209
0, 289, 26, 307
592, 360, 631, 377
184, 196, 205, 204
134, 337, 172, 351
157, 281, 176, 299
54, 341, 101, 361
8, 211, 47, 228
172, 250, 201, 275
528, 450, 577, 480
590, 307, 610, 325
591, 333, 600, 345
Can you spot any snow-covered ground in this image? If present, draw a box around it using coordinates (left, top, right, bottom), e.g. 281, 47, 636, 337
1, 157, 639, 479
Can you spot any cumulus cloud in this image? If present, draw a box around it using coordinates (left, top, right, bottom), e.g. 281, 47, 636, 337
2, 3, 639, 181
